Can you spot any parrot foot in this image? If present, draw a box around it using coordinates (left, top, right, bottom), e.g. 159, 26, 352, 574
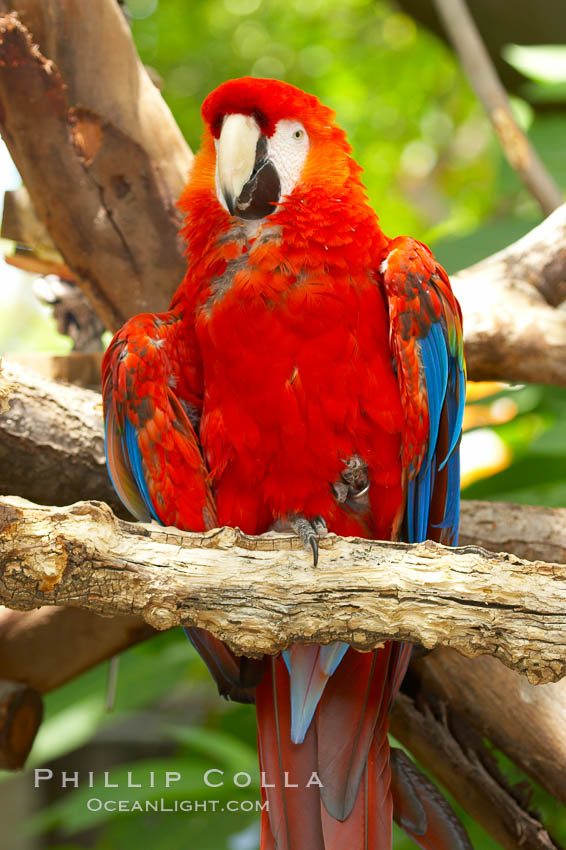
270, 514, 327, 565
289, 514, 327, 567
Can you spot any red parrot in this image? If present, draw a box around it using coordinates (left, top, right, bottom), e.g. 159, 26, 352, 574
103, 77, 468, 849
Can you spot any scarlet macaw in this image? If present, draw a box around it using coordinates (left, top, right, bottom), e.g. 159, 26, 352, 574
103, 77, 467, 849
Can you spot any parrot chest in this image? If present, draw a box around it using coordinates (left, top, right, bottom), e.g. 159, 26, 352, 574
193, 262, 404, 530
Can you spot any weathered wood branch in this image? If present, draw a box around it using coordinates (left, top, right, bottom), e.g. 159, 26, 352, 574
0, 0, 192, 203
458, 499, 566, 565
2, 496, 566, 685
0, 360, 122, 513
0, 9, 191, 329
452, 202, 566, 386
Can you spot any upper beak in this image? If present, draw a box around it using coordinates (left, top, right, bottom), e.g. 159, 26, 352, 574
216, 113, 281, 220
216, 113, 261, 215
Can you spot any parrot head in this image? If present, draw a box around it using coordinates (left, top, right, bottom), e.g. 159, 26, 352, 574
195, 77, 361, 221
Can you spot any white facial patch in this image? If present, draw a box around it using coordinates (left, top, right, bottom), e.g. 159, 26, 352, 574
266, 119, 310, 201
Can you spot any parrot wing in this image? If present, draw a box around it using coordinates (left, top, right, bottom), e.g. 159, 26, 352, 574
378, 236, 469, 848
103, 312, 264, 703
102, 312, 216, 531
380, 236, 465, 546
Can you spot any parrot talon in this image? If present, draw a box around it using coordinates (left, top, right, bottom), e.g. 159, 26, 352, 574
286, 514, 326, 567
312, 515, 328, 537
309, 534, 319, 567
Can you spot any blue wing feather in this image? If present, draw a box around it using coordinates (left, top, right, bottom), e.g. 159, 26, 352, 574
104, 408, 152, 523
406, 321, 454, 545
421, 323, 448, 471
123, 419, 160, 522
382, 242, 465, 548
408, 321, 464, 545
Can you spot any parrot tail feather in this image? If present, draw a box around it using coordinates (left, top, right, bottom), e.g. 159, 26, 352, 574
282, 643, 349, 744
256, 645, 410, 850
257, 656, 326, 849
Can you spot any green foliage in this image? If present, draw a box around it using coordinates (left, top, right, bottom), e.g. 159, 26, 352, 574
504, 43, 566, 102
464, 385, 566, 507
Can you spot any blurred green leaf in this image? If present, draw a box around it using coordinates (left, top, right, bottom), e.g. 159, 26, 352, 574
26, 632, 195, 766
167, 725, 258, 774
463, 385, 566, 506
97, 808, 258, 850
504, 44, 566, 84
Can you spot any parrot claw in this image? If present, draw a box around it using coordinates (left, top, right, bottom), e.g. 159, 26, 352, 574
289, 514, 327, 567
309, 534, 319, 567
312, 515, 328, 536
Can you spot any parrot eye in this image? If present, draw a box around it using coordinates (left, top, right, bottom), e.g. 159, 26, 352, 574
293, 129, 305, 140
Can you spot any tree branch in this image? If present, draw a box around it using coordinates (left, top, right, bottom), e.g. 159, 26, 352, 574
433, 0, 563, 215
459, 499, 566, 565
1, 496, 565, 685
0, 9, 191, 329
452, 202, 566, 386
0, 0, 193, 203
0, 359, 122, 513
0, 7, 564, 382
411, 648, 566, 807
0, 606, 156, 694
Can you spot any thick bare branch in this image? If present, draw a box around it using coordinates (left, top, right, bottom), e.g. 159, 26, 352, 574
0, 360, 121, 513
1, 496, 566, 684
459, 499, 566, 565
0, 12, 190, 329
0, 0, 192, 201
453, 202, 566, 385
0, 606, 155, 693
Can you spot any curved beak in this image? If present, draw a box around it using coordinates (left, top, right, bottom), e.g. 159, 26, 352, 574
216, 113, 260, 215
216, 113, 281, 220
